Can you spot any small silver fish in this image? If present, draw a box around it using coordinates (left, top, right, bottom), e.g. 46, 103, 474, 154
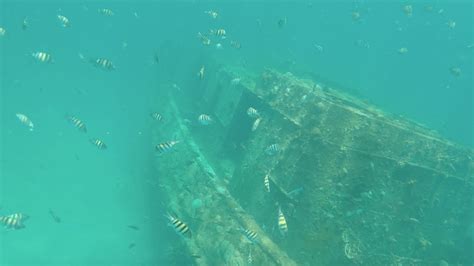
198, 114, 212, 125
16, 113, 34, 131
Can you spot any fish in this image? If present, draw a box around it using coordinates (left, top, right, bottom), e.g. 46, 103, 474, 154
198, 114, 212, 125
90, 138, 107, 150
98, 8, 114, 16
240, 227, 258, 243
251, 117, 262, 131
204, 10, 218, 19
49, 209, 61, 223
277, 206, 288, 235
264, 173, 270, 192
446, 20, 456, 29
397, 47, 408, 54
277, 17, 287, 28
165, 213, 191, 238
22, 17, 29, 30
352, 11, 361, 21
265, 144, 280, 155
247, 107, 260, 118
450, 67, 461, 77
197, 65, 205, 79
66, 116, 87, 132
197, 32, 211, 46
127, 225, 139, 230
230, 40, 241, 49
16, 113, 34, 131
155, 140, 179, 154
0, 213, 28, 229
0, 27, 6, 36
210, 29, 226, 38
92, 58, 115, 70
32, 52, 53, 63
151, 112, 163, 121
57, 15, 70, 27
403, 5, 413, 16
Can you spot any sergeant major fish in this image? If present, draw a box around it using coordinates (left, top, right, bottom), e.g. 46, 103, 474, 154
32, 51, 53, 63
265, 143, 280, 155
247, 107, 260, 118
57, 15, 70, 27
264, 173, 270, 192
92, 58, 115, 70
165, 213, 192, 238
90, 138, 107, 149
277, 206, 288, 235
151, 112, 163, 121
251, 117, 262, 131
16, 113, 34, 131
155, 140, 179, 154
240, 227, 258, 244
67, 115, 87, 132
98, 8, 114, 16
198, 114, 212, 125
0, 213, 28, 229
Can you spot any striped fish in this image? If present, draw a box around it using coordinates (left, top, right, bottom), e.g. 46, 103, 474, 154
98, 8, 114, 16
265, 144, 280, 155
240, 227, 258, 243
248, 246, 253, 264
166, 213, 191, 238
277, 206, 288, 235
0, 213, 28, 229
67, 116, 87, 132
16, 113, 34, 131
90, 138, 107, 149
32, 52, 52, 63
264, 173, 270, 192
247, 107, 260, 118
57, 15, 70, 27
150, 112, 163, 121
211, 28, 226, 38
198, 114, 212, 125
93, 58, 115, 70
155, 140, 179, 154
251, 117, 262, 132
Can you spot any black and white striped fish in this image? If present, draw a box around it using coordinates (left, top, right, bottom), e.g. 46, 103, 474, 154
210, 28, 226, 38
150, 112, 163, 121
0, 213, 28, 229
277, 206, 288, 235
198, 114, 212, 125
57, 15, 70, 27
92, 58, 115, 70
240, 227, 258, 244
67, 116, 87, 132
155, 140, 179, 154
90, 138, 107, 149
166, 213, 191, 238
98, 8, 114, 16
247, 107, 260, 118
16, 113, 34, 131
264, 173, 270, 192
32, 51, 52, 63
265, 144, 280, 155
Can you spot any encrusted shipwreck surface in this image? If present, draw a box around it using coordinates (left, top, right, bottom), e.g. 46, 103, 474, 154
154, 66, 474, 265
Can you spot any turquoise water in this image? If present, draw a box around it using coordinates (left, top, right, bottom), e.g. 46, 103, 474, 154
0, 1, 472, 265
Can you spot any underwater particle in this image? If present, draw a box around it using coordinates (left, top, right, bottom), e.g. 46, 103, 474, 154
57, 15, 70, 27
22, 17, 29, 30
155, 140, 179, 154
204, 10, 218, 19
90, 138, 107, 150
32, 51, 53, 63
351, 11, 361, 21
247, 107, 260, 119
16, 113, 34, 131
397, 47, 408, 54
153, 53, 159, 64
277, 206, 288, 235
265, 143, 280, 155
198, 114, 213, 125
0, 27, 6, 36
92, 58, 115, 70
0, 213, 28, 229
264, 172, 270, 192
216, 186, 226, 195
215, 43, 223, 49
98, 8, 114, 16
66, 115, 87, 133
191, 198, 203, 210
403, 5, 413, 16
197, 65, 205, 80
150, 112, 163, 121
446, 20, 456, 29
449, 67, 461, 77
438, 259, 449, 266
277, 17, 287, 28
197, 32, 211, 46
165, 213, 192, 238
